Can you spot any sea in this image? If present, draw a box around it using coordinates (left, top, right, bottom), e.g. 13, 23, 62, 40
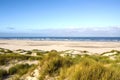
0, 37, 120, 42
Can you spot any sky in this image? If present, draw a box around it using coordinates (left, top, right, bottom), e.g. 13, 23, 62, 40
0, 0, 120, 37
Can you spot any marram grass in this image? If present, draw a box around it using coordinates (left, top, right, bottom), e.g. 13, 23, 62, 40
59, 58, 120, 80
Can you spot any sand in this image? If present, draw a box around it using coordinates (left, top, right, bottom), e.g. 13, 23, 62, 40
0, 40, 120, 53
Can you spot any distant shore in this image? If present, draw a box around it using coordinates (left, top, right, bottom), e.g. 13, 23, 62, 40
0, 40, 120, 54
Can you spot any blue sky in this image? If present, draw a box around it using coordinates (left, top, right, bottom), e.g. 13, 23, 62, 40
0, 0, 120, 37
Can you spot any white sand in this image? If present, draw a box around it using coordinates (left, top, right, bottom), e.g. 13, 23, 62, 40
0, 40, 120, 53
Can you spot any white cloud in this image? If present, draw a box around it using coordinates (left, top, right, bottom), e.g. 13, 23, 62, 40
0, 26, 120, 37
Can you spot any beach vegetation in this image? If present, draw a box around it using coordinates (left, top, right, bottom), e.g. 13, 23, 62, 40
26, 51, 32, 54
0, 69, 7, 80
1, 48, 120, 80
0, 53, 41, 65
39, 52, 73, 79
8, 63, 32, 76
0, 48, 13, 53
59, 58, 120, 80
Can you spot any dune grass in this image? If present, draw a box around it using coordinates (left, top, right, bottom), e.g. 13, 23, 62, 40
0, 64, 36, 80
7, 63, 37, 80
39, 51, 73, 79
8, 63, 33, 76
0, 53, 42, 65
1, 48, 120, 80
0, 69, 7, 80
59, 58, 120, 80
38, 50, 120, 80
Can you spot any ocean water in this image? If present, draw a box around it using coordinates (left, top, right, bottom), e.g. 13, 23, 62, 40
0, 37, 120, 42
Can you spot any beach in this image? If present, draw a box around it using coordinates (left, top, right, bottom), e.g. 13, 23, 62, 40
0, 40, 120, 53
0, 40, 120, 80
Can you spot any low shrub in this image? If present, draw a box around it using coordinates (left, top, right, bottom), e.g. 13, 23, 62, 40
8, 63, 30, 75
0, 53, 42, 65
0, 69, 7, 80
26, 51, 32, 54
0, 57, 8, 65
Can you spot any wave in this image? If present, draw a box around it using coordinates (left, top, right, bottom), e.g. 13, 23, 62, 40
0, 37, 120, 42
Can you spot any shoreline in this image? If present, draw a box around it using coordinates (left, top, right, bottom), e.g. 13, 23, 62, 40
0, 37, 120, 42
0, 40, 120, 54
0, 39, 120, 42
